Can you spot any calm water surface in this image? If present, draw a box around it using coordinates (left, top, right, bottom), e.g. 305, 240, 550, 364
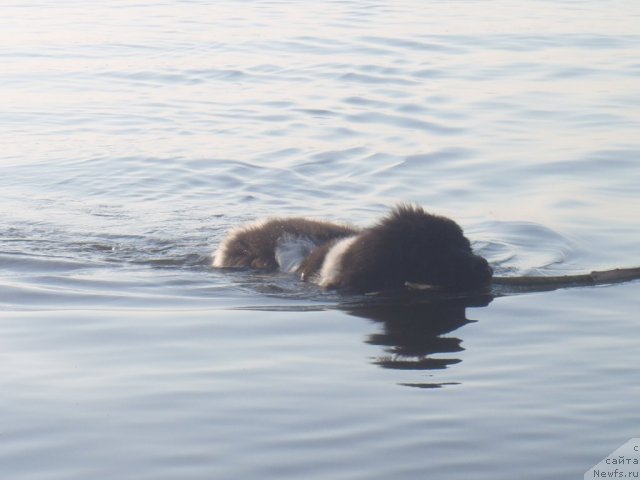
1, 1, 639, 479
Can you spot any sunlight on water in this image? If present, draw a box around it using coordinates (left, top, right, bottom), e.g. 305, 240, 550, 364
1, 1, 639, 479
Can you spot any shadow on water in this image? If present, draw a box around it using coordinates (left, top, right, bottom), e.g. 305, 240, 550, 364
342, 294, 492, 388
238, 288, 494, 389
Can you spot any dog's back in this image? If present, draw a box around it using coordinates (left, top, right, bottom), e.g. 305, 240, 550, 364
213, 218, 357, 271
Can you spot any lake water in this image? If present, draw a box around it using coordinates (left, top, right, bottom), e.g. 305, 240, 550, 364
1, 1, 639, 479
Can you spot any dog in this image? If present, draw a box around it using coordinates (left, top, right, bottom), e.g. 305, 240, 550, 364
213, 204, 492, 293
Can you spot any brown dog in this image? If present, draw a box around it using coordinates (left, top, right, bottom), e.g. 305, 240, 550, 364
213, 204, 492, 293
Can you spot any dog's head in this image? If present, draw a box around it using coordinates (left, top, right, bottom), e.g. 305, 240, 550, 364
342, 205, 492, 293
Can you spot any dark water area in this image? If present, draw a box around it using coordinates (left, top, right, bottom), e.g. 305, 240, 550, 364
1, 1, 639, 479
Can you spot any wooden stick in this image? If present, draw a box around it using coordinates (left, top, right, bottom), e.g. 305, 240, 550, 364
492, 266, 640, 287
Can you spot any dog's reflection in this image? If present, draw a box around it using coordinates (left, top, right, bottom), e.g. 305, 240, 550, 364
343, 295, 492, 388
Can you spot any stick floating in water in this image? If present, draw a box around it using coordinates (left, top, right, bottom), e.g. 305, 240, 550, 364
491, 266, 640, 287
405, 266, 640, 294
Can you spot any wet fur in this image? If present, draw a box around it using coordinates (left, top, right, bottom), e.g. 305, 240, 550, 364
213, 205, 492, 293
213, 218, 356, 270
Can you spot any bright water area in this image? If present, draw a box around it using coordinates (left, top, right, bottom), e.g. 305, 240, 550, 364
1, 1, 640, 479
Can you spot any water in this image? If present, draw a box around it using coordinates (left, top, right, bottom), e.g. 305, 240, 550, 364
1, 1, 639, 478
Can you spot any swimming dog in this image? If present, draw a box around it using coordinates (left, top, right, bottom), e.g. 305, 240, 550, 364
213, 204, 492, 293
